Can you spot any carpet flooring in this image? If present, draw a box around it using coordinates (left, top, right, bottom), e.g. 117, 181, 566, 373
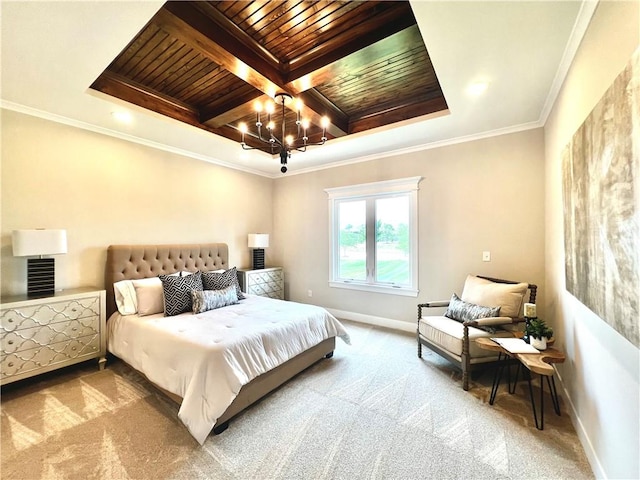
1, 321, 593, 479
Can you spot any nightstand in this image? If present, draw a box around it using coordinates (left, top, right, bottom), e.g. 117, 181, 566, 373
237, 267, 284, 299
1, 287, 106, 385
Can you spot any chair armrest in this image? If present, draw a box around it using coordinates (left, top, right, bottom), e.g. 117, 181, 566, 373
418, 301, 450, 308
463, 316, 514, 327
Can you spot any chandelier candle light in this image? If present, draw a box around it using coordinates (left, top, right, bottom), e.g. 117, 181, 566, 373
239, 93, 330, 173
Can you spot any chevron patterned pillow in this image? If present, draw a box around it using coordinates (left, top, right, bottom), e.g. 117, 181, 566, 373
201, 267, 245, 300
159, 271, 203, 316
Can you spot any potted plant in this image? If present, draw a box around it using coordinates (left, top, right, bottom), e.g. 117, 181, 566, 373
526, 318, 554, 350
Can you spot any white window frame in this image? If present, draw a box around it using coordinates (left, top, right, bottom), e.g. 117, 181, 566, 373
325, 176, 421, 297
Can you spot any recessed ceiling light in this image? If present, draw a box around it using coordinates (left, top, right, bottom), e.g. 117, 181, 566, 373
467, 81, 489, 96
111, 110, 132, 124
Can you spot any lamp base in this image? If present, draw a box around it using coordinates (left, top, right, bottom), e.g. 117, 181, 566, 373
252, 249, 265, 270
27, 258, 55, 297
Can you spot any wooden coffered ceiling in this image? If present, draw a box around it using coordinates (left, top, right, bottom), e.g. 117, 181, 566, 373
90, 1, 447, 153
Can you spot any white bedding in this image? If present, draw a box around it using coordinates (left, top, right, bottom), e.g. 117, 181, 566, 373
107, 295, 350, 444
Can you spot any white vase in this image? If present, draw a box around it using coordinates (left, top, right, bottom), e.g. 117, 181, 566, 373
531, 336, 547, 350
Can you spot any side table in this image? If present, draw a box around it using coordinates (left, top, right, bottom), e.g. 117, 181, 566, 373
475, 337, 566, 430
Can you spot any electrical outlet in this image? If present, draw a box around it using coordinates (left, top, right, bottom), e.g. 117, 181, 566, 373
307, 290, 313, 297
482, 251, 491, 262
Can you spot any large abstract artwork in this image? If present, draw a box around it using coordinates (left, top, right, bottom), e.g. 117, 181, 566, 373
562, 49, 639, 348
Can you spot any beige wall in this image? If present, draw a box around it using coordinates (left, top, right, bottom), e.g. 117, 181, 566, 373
1, 109, 274, 296
544, 2, 639, 479
272, 128, 546, 327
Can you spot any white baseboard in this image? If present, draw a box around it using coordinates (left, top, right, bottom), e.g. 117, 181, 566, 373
553, 369, 605, 479
326, 308, 415, 333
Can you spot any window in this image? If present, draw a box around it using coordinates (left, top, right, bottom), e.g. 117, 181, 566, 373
325, 177, 421, 296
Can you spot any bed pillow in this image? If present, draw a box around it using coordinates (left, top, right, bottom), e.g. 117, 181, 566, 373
159, 271, 203, 316
114, 280, 137, 315
444, 293, 501, 322
132, 277, 165, 316
201, 267, 245, 300
192, 285, 239, 314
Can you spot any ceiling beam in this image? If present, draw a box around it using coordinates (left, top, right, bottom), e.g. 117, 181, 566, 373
202, 93, 271, 129
91, 71, 200, 125
298, 89, 349, 137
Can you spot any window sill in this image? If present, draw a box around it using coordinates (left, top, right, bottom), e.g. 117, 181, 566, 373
329, 281, 418, 297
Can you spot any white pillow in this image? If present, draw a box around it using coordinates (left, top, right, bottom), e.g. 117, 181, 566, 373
114, 280, 137, 315
132, 277, 165, 316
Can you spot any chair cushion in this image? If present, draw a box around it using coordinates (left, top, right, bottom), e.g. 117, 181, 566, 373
461, 275, 528, 318
418, 316, 514, 358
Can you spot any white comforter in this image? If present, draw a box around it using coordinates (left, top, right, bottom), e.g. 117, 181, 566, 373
107, 295, 350, 444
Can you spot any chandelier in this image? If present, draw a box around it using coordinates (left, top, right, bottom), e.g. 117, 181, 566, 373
239, 93, 330, 173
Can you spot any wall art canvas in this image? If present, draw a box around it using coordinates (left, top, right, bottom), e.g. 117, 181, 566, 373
562, 48, 639, 348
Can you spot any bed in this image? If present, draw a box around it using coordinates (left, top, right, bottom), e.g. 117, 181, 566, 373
104, 243, 349, 444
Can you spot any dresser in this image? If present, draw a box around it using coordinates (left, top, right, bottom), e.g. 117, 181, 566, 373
237, 267, 284, 299
1, 288, 106, 385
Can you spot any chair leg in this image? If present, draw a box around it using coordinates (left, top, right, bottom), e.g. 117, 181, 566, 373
462, 325, 470, 390
417, 339, 422, 358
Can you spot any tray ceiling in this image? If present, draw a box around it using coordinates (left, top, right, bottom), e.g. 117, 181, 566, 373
90, 1, 447, 153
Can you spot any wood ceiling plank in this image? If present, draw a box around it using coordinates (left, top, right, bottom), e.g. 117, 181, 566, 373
284, 2, 415, 79
286, 25, 422, 93
245, 0, 317, 45
148, 48, 202, 92
109, 23, 162, 74
135, 38, 185, 85
262, 1, 357, 60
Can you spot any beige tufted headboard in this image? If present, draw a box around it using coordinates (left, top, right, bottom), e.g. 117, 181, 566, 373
105, 243, 229, 318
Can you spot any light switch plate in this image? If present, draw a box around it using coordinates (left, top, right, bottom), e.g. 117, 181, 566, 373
482, 251, 491, 262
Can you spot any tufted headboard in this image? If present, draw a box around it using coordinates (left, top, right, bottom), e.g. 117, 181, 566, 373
105, 243, 229, 318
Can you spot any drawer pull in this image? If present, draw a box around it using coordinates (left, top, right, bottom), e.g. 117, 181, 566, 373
8, 362, 14, 367
72, 327, 77, 331
72, 346, 77, 351
8, 340, 13, 345
8, 319, 13, 323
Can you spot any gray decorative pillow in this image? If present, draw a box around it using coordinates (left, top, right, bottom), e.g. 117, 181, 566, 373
159, 271, 203, 316
444, 293, 500, 323
201, 267, 245, 300
192, 285, 239, 314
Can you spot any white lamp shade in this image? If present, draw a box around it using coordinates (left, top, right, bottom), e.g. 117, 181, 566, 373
248, 233, 269, 248
12, 229, 68, 257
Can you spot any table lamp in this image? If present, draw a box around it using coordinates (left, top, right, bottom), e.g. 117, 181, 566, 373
248, 233, 269, 270
12, 229, 67, 297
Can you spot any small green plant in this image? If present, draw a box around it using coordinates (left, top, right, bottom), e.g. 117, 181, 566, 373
526, 318, 554, 340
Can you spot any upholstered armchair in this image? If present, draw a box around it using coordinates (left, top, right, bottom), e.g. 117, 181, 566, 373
417, 275, 537, 390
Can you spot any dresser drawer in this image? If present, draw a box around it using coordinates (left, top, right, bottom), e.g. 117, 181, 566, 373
1, 316, 100, 354
247, 284, 284, 298
246, 269, 284, 286
1, 334, 101, 380
1, 296, 101, 332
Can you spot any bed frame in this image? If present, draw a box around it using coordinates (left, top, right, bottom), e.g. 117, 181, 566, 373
105, 243, 335, 435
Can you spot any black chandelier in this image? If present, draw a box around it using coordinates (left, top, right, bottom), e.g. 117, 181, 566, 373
239, 93, 329, 173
